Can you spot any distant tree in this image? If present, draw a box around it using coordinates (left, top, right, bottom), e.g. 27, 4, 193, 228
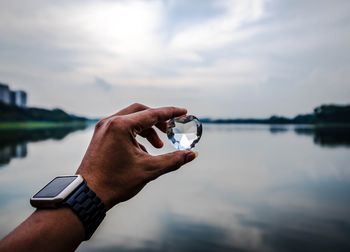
314, 105, 350, 123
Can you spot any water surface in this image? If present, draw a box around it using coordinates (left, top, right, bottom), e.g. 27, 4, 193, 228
0, 125, 349, 252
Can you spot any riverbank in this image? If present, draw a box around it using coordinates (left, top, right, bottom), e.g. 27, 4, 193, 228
0, 121, 95, 130
201, 104, 350, 125
0, 101, 96, 130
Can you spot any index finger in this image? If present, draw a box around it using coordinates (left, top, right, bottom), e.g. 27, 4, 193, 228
128, 106, 187, 131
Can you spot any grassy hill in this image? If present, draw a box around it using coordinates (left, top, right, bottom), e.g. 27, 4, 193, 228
0, 102, 88, 122
0, 102, 92, 129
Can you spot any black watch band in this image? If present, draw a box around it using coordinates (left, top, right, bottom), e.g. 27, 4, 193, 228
63, 181, 106, 240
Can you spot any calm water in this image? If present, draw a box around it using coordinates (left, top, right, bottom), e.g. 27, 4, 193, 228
0, 125, 350, 252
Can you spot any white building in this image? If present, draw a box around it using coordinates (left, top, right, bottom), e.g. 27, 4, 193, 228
11, 90, 27, 107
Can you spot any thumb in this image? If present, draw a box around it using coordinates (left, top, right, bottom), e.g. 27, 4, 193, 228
149, 150, 197, 179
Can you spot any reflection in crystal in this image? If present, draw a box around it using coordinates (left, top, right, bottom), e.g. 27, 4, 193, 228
167, 115, 202, 150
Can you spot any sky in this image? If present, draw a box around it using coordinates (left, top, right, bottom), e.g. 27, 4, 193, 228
0, 0, 349, 118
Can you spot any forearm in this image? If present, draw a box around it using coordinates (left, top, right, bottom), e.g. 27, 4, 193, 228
0, 208, 85, 252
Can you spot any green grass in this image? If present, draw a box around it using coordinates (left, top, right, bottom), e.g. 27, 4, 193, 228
0, 121, 91, 130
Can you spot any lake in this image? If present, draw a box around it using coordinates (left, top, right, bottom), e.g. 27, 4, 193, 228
0, 124, 350, 252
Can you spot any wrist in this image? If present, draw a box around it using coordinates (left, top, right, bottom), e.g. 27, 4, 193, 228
30, 175, 107, 240
76, 172, 115, 211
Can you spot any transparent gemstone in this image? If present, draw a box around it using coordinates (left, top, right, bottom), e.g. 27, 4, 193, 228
167, 115, 202, 150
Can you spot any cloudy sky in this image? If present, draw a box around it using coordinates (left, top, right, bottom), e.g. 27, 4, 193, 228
0, 0, 349, 118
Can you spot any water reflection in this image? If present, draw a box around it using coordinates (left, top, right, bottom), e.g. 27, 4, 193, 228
0, 143, 27, 167
206, 124, 350, 148
294, 126, 350, 148
0, 125, 89, 166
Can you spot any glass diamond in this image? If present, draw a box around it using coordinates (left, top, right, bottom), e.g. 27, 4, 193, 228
167, 115, 202, 150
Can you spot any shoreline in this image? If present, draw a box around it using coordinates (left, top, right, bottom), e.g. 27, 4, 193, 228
201, 122, 350, 127
1, 120, 349, 130
0, 121, 96, 130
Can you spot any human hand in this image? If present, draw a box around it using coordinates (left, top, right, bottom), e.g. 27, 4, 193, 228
76, 103, 197, 210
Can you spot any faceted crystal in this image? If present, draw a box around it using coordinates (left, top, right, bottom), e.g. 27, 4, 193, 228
167, 115, 202, 150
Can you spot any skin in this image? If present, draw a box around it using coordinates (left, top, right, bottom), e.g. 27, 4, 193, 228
0, 103, 197, 252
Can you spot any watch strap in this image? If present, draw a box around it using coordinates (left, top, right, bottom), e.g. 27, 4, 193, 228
63, 181, 106, 240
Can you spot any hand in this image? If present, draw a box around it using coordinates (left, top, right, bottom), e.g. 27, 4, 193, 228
76, 103, 197, 210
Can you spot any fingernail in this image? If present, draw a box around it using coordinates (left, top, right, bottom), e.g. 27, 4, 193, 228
185, 151, 198, 163
157, 140, 164, 148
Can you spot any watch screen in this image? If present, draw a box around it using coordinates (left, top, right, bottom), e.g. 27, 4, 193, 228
33, 176, 78, 198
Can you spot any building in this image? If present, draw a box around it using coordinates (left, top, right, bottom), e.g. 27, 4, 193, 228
0, 83, 11, 105
0, 82, 27, 107
11, 90, 27, 107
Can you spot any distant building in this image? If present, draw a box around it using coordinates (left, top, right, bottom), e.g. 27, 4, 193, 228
0, 82, 27, 107
12, 90, 27, 107
0, 83, 11, 105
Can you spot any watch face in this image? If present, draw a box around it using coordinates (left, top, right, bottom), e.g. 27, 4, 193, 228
33, 176, 78, 198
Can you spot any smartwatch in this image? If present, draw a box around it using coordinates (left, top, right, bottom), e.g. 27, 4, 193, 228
30, 175, 106, 240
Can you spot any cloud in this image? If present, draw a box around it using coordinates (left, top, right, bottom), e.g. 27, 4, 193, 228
0, 0, 349, 117
93, 77, 114, 92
